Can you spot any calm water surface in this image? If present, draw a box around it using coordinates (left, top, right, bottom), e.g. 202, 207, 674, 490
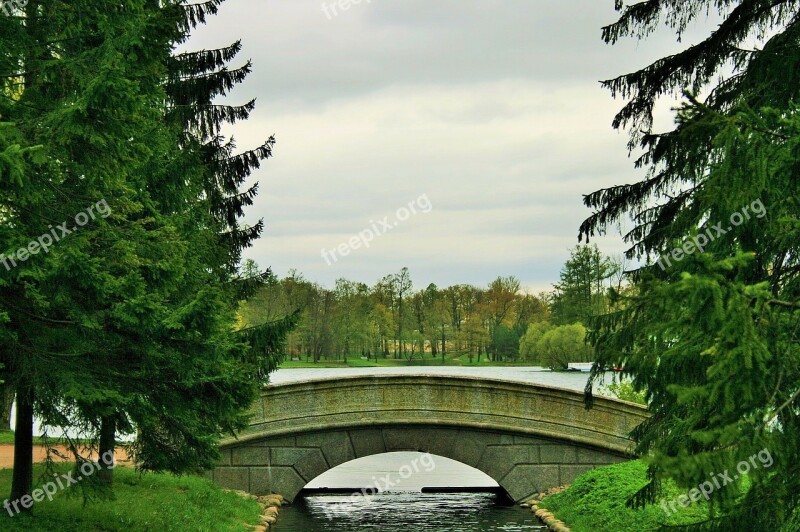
273, 492, 546, 531
269, 365, 608, 391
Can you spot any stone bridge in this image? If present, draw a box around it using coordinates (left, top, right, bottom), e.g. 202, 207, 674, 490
211, 375, 648, 502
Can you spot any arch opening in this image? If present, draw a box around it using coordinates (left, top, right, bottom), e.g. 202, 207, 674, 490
298, 451, 512, 504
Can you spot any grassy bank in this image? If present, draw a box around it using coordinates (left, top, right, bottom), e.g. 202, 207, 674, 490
279, 354, 541, 368
537, 460, 709, 531
0, 464, 261, 531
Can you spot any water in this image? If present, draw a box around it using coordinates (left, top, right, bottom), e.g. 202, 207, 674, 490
286, 453, 545, 530
269, 365, 611, 392
273, 492, 546, 531
267, 367, 608, 531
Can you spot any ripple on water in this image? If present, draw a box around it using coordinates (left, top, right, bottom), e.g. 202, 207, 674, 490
273, 492, 548, 531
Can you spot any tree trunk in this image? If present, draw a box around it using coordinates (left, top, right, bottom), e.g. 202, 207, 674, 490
10, 384, 33, 508
98, 415, 115, 486
0, 385, 14, 430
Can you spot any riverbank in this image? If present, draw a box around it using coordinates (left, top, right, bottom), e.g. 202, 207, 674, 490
0, 463, 264, 531
227, 491, 286, 531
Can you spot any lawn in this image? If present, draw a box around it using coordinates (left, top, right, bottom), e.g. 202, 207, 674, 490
0, 463, 262, 531
537, 460, 711, 531
0, 431, 94, 446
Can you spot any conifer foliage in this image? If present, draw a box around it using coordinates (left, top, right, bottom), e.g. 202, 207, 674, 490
584, 1, 800, 529
0, 0, 294, 507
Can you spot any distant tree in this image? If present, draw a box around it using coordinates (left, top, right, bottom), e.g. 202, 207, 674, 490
519, 321, 555, 363
392, 267, 412, 358
550, 245, 617, 326
513, 294, 550, 338
443, 285, 466, 353
421, 284, 441, 358
485, 276, 521, 361
430, 289, 452, 362
410, 290, 427, 358
537, 324, 592, 370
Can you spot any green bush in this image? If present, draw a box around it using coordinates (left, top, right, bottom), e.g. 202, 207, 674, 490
598, 381, 647, 405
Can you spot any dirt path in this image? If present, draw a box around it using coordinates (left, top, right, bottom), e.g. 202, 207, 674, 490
0, 445, 133, 468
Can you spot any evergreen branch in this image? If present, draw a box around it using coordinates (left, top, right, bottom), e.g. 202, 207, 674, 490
764, 387, 800, 425
603, 0, 796, 140
169, 41, 242, 76
765, 299, 800, 309
2, 302, 79, 326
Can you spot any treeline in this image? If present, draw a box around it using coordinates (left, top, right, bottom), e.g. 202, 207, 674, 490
239, 244, 622, 367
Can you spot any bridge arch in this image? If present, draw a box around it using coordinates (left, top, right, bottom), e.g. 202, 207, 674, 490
211, 375, 647, 502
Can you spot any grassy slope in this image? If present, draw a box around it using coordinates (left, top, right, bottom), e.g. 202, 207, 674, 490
0, 464, 262, 531
538, 460, 710, 532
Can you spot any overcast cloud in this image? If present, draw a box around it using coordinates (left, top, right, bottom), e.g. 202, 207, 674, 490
184, 0, 716, 292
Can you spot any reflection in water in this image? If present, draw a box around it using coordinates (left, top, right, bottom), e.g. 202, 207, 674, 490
274, 492, 547, 531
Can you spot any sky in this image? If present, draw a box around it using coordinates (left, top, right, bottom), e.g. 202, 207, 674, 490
184, 0, 716, 293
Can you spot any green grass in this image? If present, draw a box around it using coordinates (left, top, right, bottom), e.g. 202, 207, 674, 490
0, 431, 48, 445
0, 464, 262, 531
279, 353, 540, 368
0, 431, 21, 445
0, 431, 95, 445
537, 460, 711, 531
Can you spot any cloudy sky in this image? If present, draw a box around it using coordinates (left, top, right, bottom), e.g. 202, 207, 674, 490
185, 0, 714, 293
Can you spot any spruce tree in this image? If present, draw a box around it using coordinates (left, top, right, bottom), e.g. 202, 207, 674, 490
0, 0, 296, 503
582, 2, 800, 528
